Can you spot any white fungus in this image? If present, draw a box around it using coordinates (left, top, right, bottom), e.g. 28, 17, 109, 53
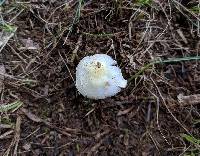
75, 54, 127, 99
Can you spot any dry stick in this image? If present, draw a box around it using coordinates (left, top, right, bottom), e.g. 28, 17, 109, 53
148, 132, 160, 154
3, 116, 22, 156
146, 83, 171, 146
0, 130, 14, 140
145, 86, 160, 126
7, 44, 27, 64
151, 78, 191, 135
21, 127, 40, 140
149, 78, 172, 146
13, 116, 21, 156
58, 51, 75, 82
172, 0, 200, 21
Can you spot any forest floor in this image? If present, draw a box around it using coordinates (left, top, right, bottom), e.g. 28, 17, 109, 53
0, 0, 200, 155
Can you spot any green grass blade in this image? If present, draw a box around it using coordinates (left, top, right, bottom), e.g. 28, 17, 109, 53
193, 119, 200, 125
0, 23, 17, 33
181, 134, 200, 146
136, 0, 152, 6
190, 6, 200, 14
64, 0, 84, 43
128, 63, 153, 83
0, 100, 23, 113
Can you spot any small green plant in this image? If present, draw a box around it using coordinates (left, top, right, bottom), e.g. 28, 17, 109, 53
184, 151, 200, 156
76, 143, 80, 152
136, 0, 152, 6
190, 6, 200, 14
0, 116, 13, 125
181, 134, 200, 156
181, 134, 200, 146
0, 100, 23, 113
0, 23, 16, 32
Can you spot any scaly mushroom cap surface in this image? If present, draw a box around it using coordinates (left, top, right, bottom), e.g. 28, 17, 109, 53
75, 54, 127, 99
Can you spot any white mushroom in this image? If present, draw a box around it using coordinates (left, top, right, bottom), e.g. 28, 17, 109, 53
75, 54, 127, 99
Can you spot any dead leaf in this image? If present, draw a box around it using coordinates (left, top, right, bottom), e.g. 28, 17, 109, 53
117, 106, 134, 116
20, 38, 39, 50
21, 108, 43, 123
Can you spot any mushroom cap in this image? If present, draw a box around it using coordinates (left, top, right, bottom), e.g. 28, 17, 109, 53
75, 54, 127, 99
